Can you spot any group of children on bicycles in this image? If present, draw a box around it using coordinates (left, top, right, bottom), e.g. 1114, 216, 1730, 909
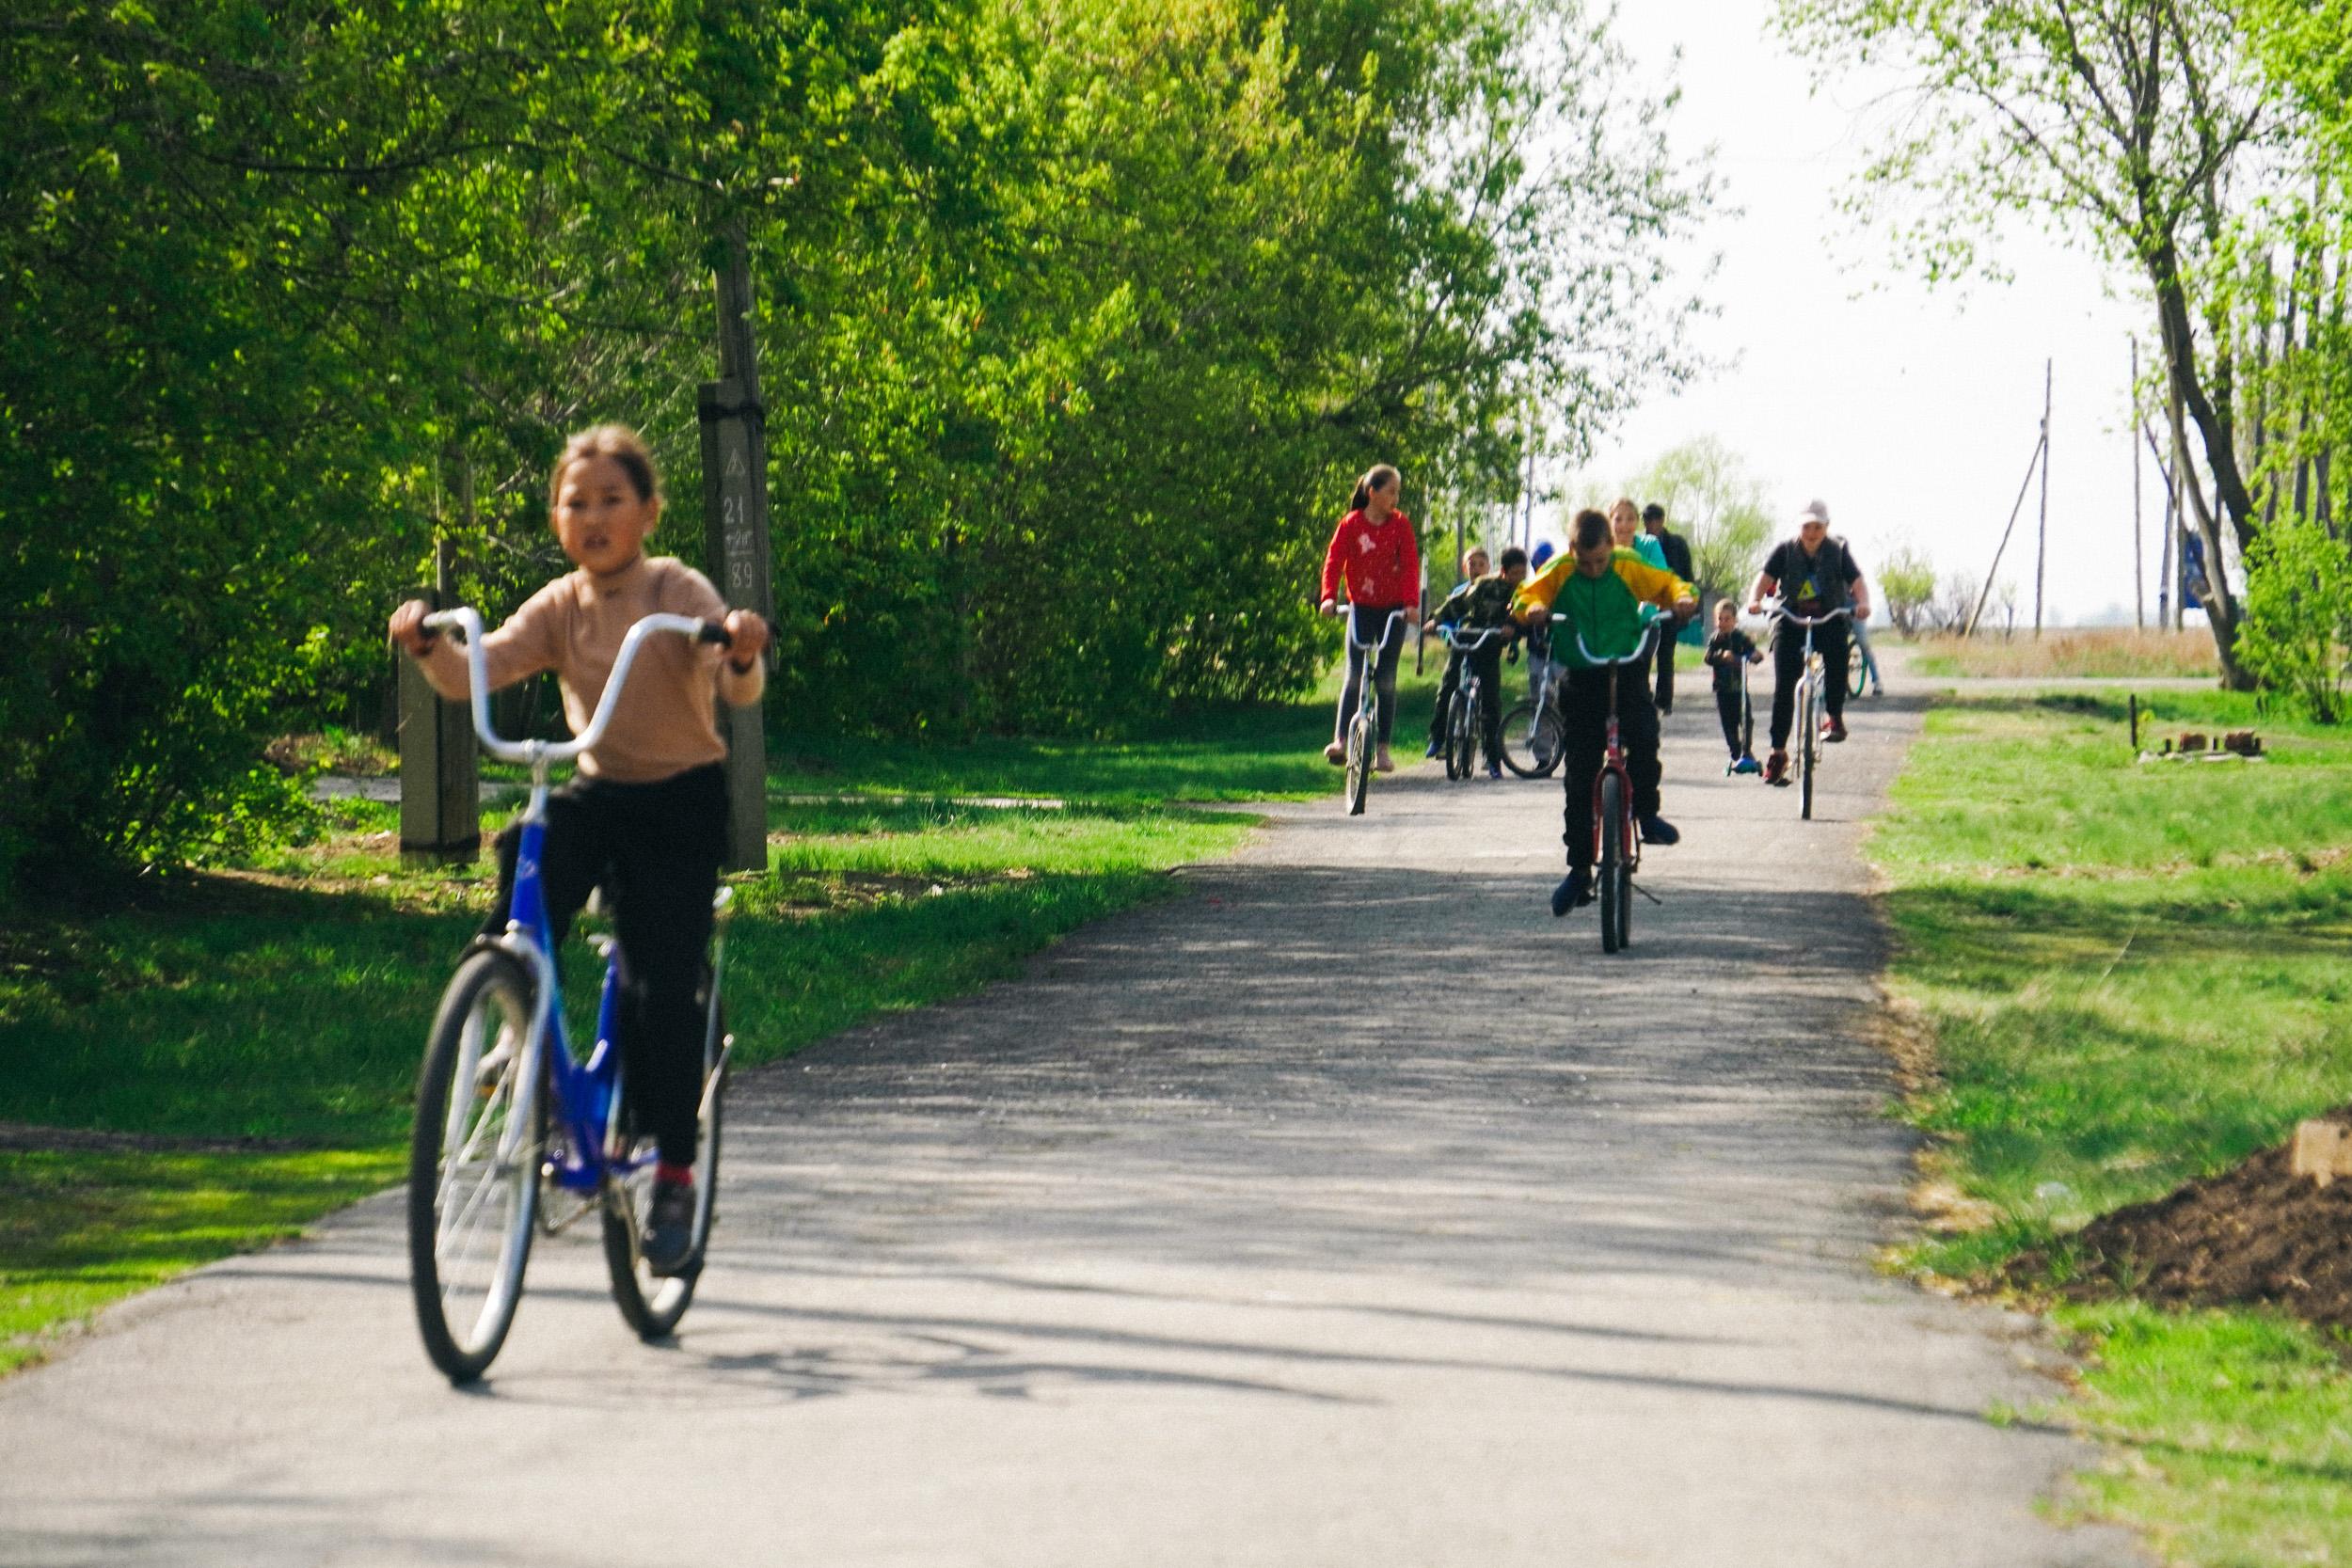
385, 429, 1885, 1277
1318, 468, 1877, 919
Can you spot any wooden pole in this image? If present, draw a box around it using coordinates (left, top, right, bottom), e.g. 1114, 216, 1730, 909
1964, 432, 2046, 639
2153, 423, 2175, 630
398, 451, 479, 864
698, 224, 775, 874
2169, 371, 2189, 630
2033, 359, 2051, 636
2132, 338, 2145, 628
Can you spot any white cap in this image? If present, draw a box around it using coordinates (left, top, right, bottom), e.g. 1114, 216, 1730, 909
1799, 499, 1831, 525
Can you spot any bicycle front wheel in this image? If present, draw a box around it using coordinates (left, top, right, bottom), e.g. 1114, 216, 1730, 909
1798, 680, 1819, 820
604, 1002, 729, 1339
408, 948, 542, 1385
1345, 713, 1371, 815
1450, 691, 1477, 780
1598, 772, 1626, 954
1500, 702, 1564, 779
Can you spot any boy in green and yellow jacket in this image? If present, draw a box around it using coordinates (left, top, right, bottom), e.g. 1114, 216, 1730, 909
1514, 509, 1697, 916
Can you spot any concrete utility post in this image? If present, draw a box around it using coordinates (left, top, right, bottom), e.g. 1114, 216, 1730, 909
698, 226, 775, 873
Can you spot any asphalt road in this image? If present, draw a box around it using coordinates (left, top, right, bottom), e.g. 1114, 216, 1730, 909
0, 674, 2143, 1567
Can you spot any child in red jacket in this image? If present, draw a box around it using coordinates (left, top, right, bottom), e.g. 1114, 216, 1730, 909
1317, 464, 1422, 771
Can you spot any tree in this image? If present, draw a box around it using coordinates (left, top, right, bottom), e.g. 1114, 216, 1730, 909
1775, 0, 2282, 687
2237, 517, 2352, 721
1875, 545, 1937, 634
1620, 436, 1774, 594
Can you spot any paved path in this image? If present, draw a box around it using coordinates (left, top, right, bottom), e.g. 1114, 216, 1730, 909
0, 686, 2141, 1566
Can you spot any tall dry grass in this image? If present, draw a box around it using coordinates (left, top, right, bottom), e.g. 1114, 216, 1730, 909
1905, 627, 2218, 679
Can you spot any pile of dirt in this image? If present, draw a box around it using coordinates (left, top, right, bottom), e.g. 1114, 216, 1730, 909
2046, 1109, 2352, 1333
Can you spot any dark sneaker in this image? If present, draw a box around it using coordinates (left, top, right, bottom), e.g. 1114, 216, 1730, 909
1763, 749, 1789, 786
1550, 867, 1593, 916
1637, 815, 1679, 847
1424, 738, 1444, 759
1825, 717, 1849, 743
1732, 754, 1761, 776
642, 1179, 696, 1276
1485, 762, 1502, 780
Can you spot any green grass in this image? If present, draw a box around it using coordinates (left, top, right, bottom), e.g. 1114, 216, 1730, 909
1875, 689, 2352, 1561
0, 1148, 403, 1375
0, 772, 1261, 1369
764, 659, 1448, 803
2052, 1303, 2352, 1565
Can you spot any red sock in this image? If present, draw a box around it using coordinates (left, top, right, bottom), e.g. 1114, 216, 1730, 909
656, 1161, 694, 1188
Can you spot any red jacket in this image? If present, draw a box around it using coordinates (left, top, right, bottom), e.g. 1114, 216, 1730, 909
1319, 509, 1422, 610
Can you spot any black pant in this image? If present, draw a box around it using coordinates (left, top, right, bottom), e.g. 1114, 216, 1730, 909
1558, 664, 1661, 873
1336, 605, 1406, 746
1715, 686, 1748, 759
482, 763, 727, 1167
1654, 631, 1678, 713
1770, 621, 1851, 751
1427, 642, 1505, 763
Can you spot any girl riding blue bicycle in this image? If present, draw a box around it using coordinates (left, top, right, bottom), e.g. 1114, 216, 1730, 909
389, 424, 768, 1275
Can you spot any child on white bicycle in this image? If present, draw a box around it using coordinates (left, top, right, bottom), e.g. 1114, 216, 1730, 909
1422, 545, 1528, 777
389, 424, 769, 1273
1514, 510, 1695, 916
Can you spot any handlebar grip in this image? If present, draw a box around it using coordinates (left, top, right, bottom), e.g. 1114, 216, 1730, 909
697, 620, 732, 647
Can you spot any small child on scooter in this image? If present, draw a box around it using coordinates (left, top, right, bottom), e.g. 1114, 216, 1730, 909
1703, 599, 1763, 775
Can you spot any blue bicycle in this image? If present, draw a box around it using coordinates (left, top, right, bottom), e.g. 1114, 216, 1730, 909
406, 607, 738, 1383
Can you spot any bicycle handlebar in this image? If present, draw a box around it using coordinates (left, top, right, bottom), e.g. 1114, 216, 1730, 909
1440, 624, 1513, 650
1765, 603, 1854, 628
421, 607, 729, 765
1339, 607, 1411, 651
1566, 618, 1662, 670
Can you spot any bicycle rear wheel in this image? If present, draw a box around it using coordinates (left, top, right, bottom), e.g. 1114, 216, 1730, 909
1345, 713, 1371, 815
1500, 701, 1564, 779
407, 948, 541, 1385
603, 1001, 728, 1339
1598, 772, 1626, 955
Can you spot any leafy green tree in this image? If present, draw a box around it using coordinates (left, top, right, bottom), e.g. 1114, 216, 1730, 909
2238, 517, 2352, 721
0, 0, 1711, 897
1775, 0, 2282, 686
1623, 436, 1774, 594
1874, 546, 1937, 635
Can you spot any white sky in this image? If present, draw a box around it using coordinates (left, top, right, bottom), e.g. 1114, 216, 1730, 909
1563, 1, 2166, 626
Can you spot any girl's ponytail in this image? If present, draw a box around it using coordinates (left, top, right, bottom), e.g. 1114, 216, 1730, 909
1350, 473, 1373, 512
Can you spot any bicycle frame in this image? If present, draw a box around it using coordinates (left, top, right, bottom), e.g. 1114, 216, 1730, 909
1343, 608, 1411, 714
421, 607, 731, 1199
1340, 607, 1410, 752
1568, 621, 1662, 872
1442, 624, 1510, 765
1770, 604, 1853, 726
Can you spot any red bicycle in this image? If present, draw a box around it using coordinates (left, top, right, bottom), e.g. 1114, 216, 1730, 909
1568, 620, 1662, 955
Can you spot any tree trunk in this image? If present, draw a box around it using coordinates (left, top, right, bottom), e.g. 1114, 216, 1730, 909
2170, 376, 2252, 689
2151, 242, 2256, 689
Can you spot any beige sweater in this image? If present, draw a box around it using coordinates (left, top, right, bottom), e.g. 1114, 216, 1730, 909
417, 555, 766, 783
